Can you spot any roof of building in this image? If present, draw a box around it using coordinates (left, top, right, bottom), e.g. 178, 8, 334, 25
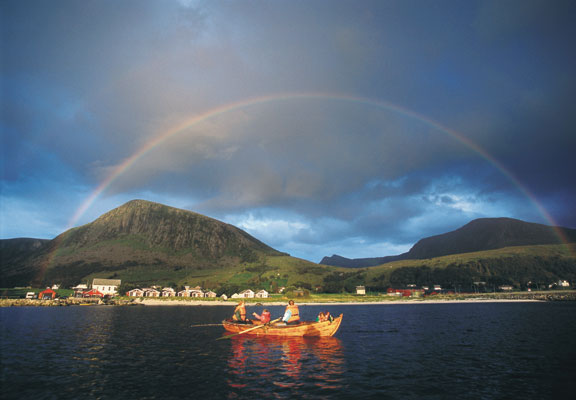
92, 278, 121, 286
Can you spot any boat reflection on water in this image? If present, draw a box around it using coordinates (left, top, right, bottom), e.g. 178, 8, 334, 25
227, 335, 346, 397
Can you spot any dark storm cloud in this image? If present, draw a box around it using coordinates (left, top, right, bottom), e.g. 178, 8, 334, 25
2, 0, 575, 261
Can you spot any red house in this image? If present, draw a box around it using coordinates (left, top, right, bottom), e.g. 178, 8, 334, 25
38, 288, 56, 300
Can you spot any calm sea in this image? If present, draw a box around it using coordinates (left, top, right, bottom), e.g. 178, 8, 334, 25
1, 302, 575, 399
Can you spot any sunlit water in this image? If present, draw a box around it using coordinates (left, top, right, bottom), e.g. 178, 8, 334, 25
2, 302, 575, 399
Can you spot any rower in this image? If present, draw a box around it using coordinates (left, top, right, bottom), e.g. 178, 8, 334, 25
282, 300, 300, 325
232, 300, 248, 323
252, 309, 271, 323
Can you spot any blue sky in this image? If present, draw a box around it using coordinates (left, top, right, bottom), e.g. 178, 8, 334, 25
2, 0, 575, 263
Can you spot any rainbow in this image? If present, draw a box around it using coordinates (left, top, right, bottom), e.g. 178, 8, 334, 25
39, 92, 573, 277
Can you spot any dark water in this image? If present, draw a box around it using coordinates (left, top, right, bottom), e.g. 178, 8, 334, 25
2, 302, 576, 399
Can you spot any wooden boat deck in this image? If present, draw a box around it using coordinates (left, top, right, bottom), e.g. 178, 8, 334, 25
222, 314, 343, 337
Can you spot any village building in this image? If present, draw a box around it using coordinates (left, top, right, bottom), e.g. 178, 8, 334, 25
143, 288, 160, 297
83, 289, 104, 298
204, 290, 217, 298
239, 289, 255, 298
220, 294, 228, 301
356, 286, 366, 295
387, 288, 424, 297
127, 288, 144, 297
255, 290, 269, 298
38, 288, 57, 300
92, 278, 121, 296
231, 293, 240, 299
161, 288, 176, 297
72, 283, 89, 297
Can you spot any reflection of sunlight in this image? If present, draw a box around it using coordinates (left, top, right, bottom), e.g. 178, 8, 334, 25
226, 336, 346, 397
70, 308, 115, 364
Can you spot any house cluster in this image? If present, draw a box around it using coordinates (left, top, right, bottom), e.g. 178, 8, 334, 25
127, 286, 217, 298
230, 289, 269, 299
125, 286, 270, 300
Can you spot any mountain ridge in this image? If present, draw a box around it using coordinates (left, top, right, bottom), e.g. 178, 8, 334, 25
321, 217, 576, 268
2, 202, 575, 291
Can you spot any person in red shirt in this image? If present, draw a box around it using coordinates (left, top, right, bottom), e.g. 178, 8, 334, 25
252, 309, 271, 323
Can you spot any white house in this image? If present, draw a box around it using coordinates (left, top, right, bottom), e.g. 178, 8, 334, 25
92, 279, 121, 296
162, 288, 176, 297
178, 288, 203, 297
127, 288, 144, 297
231, 293, 241, 299
255, 290, 269, 298
356, 286, 366, 295
205, 290, 217, 298
239, 289, 255, 298
143, 288, 160, 297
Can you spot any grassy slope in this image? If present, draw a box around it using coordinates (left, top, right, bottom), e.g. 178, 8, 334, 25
27, 243, 576, 292
363, 243, 575, 283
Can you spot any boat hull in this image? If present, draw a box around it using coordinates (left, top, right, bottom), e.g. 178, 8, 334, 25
222, 314, 343, 337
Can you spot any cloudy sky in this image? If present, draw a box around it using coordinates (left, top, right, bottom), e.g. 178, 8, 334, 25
2, 0, 575, 263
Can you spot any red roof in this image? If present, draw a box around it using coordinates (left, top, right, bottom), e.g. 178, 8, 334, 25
38, 288, 57, 299
83, 289, 104, 297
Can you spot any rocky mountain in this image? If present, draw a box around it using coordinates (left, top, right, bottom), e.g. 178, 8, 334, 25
321, 218, 576, 268
0, 200, 285, 287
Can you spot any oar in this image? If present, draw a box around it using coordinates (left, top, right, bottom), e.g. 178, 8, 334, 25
217, 318, 282, 340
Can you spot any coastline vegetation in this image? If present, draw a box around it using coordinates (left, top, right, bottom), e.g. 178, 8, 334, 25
2, 289, 575, 307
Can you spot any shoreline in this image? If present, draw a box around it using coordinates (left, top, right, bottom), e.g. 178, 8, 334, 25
4, 290, 575, 307
137, 298, 543, 306
0, 298, 543, 308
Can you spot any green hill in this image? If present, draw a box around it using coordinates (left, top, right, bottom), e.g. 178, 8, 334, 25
0, 200, 309, 289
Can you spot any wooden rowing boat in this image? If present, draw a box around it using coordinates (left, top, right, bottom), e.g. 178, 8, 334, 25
222, 314, 343, 337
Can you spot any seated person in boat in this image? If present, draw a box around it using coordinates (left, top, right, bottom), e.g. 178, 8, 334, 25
281, 300, 300, 325
252, 309, 271, 323
316, 311, 334, 323
232, 300, 250, 323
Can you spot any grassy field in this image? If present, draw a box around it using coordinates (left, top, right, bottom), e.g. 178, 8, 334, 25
0, 287, 74, 299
